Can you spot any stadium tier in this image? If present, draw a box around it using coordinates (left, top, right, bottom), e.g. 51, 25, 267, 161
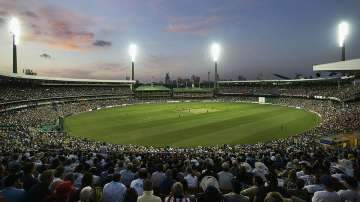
1, 73, 360, 202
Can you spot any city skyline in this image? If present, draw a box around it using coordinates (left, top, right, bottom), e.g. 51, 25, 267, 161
0, 0, 360, 82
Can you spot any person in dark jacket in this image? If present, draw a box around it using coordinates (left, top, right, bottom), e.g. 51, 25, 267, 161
24, 170, 54, 202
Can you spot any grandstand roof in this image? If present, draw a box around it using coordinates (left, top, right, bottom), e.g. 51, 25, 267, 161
313, 58, 360, 72
218, 76, 350, 84
135, 85, 171, 91
172, 87, 212, 93
0, 72, 135, 85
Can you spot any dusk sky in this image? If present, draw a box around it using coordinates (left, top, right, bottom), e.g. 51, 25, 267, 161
0, 0, 360, 82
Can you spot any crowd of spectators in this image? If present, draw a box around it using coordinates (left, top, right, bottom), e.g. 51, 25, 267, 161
0, 85, 132, 103
218, 81, 360, 101
0, 87, 360, 201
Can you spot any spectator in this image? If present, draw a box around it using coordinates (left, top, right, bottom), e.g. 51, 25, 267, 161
130, 168, 147, 196
123, 187, 138, 202
223, 179, 249, 202
164, 182, 192, 202
137, 179, 161, 202
337, 176, 360, 202
103, 173, 126, 202
254, 173, 288, 202
21, 162, 38, 192
184, 167, 198, 194
0, 175, 25, 202
218, 162, 234, 193
120, 163, 135, 187
25, 170, 54, 202
79, 172, 96, 202
312, 175, 341, 202
160, 169, 175, 196
197, 185, 224, 202
241, 176, 264, 201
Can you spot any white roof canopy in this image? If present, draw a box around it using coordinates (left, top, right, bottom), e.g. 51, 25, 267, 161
313, 58, 360, 72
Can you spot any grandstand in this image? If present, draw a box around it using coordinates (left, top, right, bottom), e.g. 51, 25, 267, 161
173, 87, 213, 98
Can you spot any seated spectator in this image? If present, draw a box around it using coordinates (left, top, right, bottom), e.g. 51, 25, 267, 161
218, 162, 234, 193
304, 175, 323, 194
241, 175, 264, 201
160, 169, 176, 196
165, 182, 192, 202
337, 176, 360, 202
79, 172, 96, 202
123, 187, 138, 202
103, 173, 126, 202
120, 163, 135, 187
223, 179, 249, 202
312, 175, 341, 202
52, 180, 77, 202
197, 185, 224, 202
25, 170, 54, 202
21, 162, 38, 192
254, 173, 288, 202
264, 192, 292, 202
151, 164, 165, 195
184, 167, 198, 194
137, 179, 161, 202
130, 168, 148, 196
50, 166, 65, 193
297, 165, 314, 186
200, 176, 220, 193
284, 170, 298, 191
0, 175, 25, 202
287, 179, 310, 201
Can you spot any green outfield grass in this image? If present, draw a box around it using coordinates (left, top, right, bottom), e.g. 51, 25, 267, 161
64, 102, 321, 147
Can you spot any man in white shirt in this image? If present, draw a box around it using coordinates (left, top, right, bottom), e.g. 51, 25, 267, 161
312, 175, 341, 202
137, 179, 161, 202
337, 176, 360, 202
103, 173, 126, 202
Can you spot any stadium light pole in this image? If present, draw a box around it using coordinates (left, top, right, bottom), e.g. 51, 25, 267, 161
338, 21, 349, 61
9, 17, 20, 74
129, 44, 137, 81
211, 43, 221, 89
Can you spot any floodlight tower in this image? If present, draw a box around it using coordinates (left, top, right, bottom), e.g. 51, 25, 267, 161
9, 17, 20, 74
211, 43, 221, 89
129, 44, 137, 81
338, 21, 349, 61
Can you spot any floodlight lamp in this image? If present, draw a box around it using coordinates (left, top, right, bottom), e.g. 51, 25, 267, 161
338, 21, 349, 47
9, 17, 21, 45
129, 44, 137, 62
211, 43, 221, 62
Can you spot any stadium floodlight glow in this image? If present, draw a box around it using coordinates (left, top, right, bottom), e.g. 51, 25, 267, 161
9, 17, 21, 45
338, 21, 349, 61
128, 43, 137, 62
128, 43, 137, 82
210, 42, 221, 89
338, 21, 349, 47
210, 42, 221, 62
9, 17, 20, 74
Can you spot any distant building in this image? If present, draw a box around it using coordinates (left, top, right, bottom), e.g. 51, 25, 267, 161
191, 75, 200, 87
23, 69, 37, 76
165, 73, 171, 85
